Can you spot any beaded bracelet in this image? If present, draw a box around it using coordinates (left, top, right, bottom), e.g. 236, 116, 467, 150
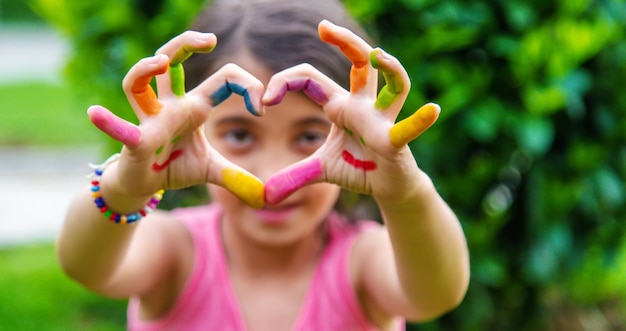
88, 154, 165, 224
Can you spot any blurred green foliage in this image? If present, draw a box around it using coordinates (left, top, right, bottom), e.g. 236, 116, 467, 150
1, 0, 41, 21
30, 0, 626, 329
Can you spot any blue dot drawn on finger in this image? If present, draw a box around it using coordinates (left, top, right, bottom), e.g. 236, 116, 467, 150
210, 82, 258, 116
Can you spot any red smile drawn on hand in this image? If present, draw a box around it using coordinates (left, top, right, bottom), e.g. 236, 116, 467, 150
342, 150, 377, 171
152, 149, 184, 172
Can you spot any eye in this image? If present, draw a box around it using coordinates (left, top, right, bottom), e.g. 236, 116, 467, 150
296, 131, 327, 154
223, 128, 255, 151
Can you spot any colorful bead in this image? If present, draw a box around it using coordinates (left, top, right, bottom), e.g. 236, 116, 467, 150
90, 165, 165, 224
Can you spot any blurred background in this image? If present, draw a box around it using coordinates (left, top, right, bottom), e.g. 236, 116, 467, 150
0, 0, 625, 330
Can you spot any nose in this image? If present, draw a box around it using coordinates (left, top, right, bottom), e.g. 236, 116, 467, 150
251, 147, 300, 184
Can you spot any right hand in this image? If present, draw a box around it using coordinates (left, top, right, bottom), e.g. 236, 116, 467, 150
88, 31, 267, 208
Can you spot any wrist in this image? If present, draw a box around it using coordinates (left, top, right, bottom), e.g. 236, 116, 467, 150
374, 169, 435, 208
89, 154, 164, 223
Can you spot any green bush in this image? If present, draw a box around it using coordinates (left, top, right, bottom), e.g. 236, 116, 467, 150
31, 0, 626, 329
2, 0, 41, 21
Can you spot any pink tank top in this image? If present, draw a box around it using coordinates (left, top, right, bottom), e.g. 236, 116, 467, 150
127, 204, 405, 330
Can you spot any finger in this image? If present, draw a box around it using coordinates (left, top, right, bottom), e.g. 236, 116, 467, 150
191, 63, 265, 116
87, 105, 141, 148
370, 48, 410, 117
265, 157, 325, 205
263, 63, 344, 108
205, 151, 266, 209
318, 20, 376, 96
155, 31, 217, 97
389, 103, 440, 148
222, 168, 266, 209
123, 54, 169, 118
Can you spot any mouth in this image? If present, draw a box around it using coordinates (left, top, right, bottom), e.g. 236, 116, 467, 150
253, 204, 298, 224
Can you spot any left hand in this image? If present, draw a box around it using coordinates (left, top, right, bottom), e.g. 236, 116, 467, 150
263, 20, 440, 205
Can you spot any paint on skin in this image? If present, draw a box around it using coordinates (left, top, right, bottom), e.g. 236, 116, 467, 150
343, 127, 366, 146
170, 49, 193, 65
342, 150, 377, 171
265, 158, 324, 205
88, 106, 141, 148
318, 24, 368, 67
389, 103, 440, 148
168, 41, 216, 96
370, 49, 405, 110
155, 136, 180, 156
170, 43, 215, 65
210, 82, 258, 116
266, 79, 329, 106
318, 22, 369, 93
132, 85, 162, 116
152, 149, 184, 172
169, 63, 186, 97
131, 64, 167, 116
349, 67, 369, 94
222, 168, 265, 209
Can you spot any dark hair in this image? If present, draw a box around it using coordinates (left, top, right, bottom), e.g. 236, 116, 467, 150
184, 0, 371, 90
185, 0, 380, 222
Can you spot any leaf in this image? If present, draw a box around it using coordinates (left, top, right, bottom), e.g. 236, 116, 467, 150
514, 115, 555, 156
523, 224, 573, 284
523, 84, 566, 116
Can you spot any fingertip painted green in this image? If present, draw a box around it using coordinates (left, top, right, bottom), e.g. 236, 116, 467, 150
169, 63, 186, 97
369, 48, 383, 69
375, 85, 399, 109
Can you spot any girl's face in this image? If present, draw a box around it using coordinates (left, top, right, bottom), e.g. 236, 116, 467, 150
205, 55, 341, 247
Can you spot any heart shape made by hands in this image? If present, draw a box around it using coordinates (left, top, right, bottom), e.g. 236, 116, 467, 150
86, 21, 440, 209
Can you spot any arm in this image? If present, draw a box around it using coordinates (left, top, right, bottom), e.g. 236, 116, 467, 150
57, 31, 267, 297
262, 20, 469, 321
368, 166, 469, 321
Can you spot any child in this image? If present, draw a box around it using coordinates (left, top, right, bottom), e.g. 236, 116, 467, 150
57, 1, 470, 330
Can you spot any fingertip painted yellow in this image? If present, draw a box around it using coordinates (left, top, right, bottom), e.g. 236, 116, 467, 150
389, 103, 440, 148
222, 168, 265, 209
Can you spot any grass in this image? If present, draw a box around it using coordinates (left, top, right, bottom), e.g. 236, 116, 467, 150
0, 243, 126, 330
0, 81, 125, 329
0, 81, 101, 146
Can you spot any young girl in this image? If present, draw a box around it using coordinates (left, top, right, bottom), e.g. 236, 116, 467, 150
57, 1, 470, 330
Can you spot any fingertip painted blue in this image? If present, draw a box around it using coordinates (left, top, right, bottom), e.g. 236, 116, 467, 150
227, 82, 246, 95
228, 82, 258, 116
210, 82, 258, 116
243, 93, 258, 116
210, 84, 232, 107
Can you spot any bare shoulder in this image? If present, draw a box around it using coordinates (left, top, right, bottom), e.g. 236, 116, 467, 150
351, 224, 391, 268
